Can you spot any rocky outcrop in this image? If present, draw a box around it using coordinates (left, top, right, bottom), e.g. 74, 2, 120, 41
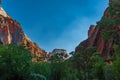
75, 0, 120, 59
76, 26, 114, 58
48, 49, 68, 60
0, 7, 46, 57
52, 49, 67, 54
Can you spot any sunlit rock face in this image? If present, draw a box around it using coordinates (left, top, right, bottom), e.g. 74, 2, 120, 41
0, 7, 7, 17
47, 49, 69, 61
48, 49, 68, 57
52, 49, 67, 54
0, 6, 46, 57
75, 0, 120, 59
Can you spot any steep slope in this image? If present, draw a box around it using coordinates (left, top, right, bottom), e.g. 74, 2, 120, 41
0, 6, 46, 57
75, 0, 120, 59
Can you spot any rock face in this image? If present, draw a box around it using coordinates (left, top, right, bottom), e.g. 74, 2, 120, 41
48, 49, 68, 57
0, 6, 46, 57
52, 49, 67, 54
76, 26, 114, 58
75, 0, 120, 59
48, 49, 68, 61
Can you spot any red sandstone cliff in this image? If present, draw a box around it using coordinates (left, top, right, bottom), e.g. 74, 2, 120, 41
75, 0, 120, 59
0, 7, 46, 57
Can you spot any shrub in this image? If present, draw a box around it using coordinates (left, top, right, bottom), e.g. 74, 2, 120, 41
0, 44, 32, 80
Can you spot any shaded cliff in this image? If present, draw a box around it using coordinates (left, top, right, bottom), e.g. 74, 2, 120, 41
75, 0, 120, 59
0, 7, 46, 57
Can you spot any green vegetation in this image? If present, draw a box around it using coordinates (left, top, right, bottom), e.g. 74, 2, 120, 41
97, 0, 120, 28
0, 44, 31, 80
0, 43, 120, 80
101, 30, 115, 40
97, 16, 115, 28
112, 44, 120, 80
1, 0, 120, 80
109, 1, 120, 17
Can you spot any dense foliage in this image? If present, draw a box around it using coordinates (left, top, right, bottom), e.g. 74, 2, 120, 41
1, 44, 120, 80
0, 44, 31, 80
97, 0, 120, 28
101, 30, 115, 40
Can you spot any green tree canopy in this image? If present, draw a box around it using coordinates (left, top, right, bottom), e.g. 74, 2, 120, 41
0, 44, 32, 80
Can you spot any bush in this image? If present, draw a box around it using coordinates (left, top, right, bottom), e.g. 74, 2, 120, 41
109, 1, 120, 16
30, 62, 51, 80
0, 44, 32, 80
97, 17, 115, 28
101, 30, 115, 40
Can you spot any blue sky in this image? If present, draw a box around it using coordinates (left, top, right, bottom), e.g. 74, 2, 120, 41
3, 0, 109, 53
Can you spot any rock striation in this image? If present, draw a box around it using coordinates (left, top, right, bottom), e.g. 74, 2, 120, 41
75, 0, 120, 59
0, 5, 46, 57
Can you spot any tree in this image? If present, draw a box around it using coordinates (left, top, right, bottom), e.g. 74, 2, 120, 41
103, 64, 114, 80
71, 46, 97, 80
30, 62, 51, 80
112, 44, 120, 80
0, 44, 31, 80
101, 30, 115, 41
112, 56, 120, 80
